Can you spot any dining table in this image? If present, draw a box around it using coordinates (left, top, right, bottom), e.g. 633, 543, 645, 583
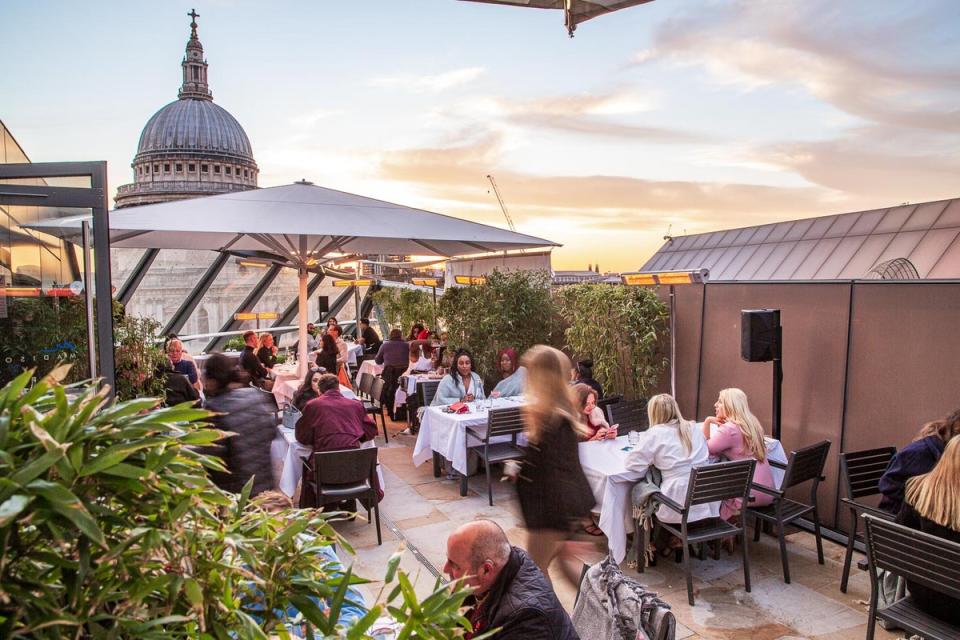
271, 363, 357, 408
579, 425, 788, 564
413, 396, 528, 495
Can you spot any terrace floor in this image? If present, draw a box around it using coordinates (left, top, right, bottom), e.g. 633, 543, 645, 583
327, 417, 904, 640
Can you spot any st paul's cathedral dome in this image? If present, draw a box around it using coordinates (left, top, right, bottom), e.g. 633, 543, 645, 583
115, 10, 258, 208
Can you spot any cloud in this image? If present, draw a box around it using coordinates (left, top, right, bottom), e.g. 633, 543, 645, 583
377, 134, 837, 233
368, 67, 486, 93
635, 1, 960, 133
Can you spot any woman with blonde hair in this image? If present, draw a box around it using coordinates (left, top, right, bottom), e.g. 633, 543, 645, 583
515, 345, 595, 587
896, 436, 960, 624
626, 393, 716, 551
702, 388, 775, 521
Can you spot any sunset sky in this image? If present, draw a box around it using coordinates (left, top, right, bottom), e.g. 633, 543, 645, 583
3, 0, 958, 271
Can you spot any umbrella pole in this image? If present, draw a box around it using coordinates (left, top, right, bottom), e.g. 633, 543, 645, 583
298, 265, 309, 378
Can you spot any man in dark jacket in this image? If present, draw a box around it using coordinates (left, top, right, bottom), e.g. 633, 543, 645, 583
444, 520, 579, 640
240, 330, 273, 390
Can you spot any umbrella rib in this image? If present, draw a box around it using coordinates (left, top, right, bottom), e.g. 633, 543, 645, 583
253, 233, 298, 260
308, 235, 332, 257
112, 230, 154, 244
281, 233, 298, 254
462, 241, 496, 253
220, 233, 244, 251
412, 239, 451, 257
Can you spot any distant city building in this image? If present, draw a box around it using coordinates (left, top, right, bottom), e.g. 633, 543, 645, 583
552, 270, 602, 285
640, 197, 960, 281
115, 10, 258, 208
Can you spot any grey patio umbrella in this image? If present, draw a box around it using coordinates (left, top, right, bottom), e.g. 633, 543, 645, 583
461, 0, 655, 36
31, 180, 558, 377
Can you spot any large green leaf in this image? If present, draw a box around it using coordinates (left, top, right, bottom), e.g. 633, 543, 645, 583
28, 480, 106, 547
0, 494, 33, 526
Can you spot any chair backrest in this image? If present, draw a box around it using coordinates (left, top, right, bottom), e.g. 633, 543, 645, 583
864, 514, 960, 600
485, 406, 526, 442
839, 446, 897, 501
370, 377, 385, 405
596, 394, 622, 415
314, 447, 378, 486
607, 399, 648, 432
685, 458, 756, 507
782, 440, 831, 490
417, 379, 441, 407
358, 372, 375, 398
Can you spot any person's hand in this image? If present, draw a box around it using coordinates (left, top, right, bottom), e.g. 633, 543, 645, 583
464, 393, 476, 402
594, 427, 607, 441
704, 416, 721, 427
271, 345, 278, 355
490, 391, 501, 399
357, 337, 365, 345
605, 425, 618, 439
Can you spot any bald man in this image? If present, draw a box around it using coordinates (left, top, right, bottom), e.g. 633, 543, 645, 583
444, 520, 579, 640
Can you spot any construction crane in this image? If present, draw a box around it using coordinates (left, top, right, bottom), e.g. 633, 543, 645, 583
486, 174, 516, 231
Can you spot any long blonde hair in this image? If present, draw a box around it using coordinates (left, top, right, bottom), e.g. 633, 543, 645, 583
520, 345, 582, 442
718, 388, 767, 462
905, 436, 960, 530
647, 393, 692, 454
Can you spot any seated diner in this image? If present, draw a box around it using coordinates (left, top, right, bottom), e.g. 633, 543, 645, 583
432, 348, 485, 406
491, 347, 526, 398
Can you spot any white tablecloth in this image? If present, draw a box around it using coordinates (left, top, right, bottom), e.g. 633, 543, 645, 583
346, 342, 363, 367
580, 427, 787, 564
354, 359, 383, 383
412, 397, 527, 475
272, 426, 384, 497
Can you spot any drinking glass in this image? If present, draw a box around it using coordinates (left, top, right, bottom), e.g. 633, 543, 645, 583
628, 430, 640, 447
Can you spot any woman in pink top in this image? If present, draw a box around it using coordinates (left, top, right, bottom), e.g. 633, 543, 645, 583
703, 388, 775, 521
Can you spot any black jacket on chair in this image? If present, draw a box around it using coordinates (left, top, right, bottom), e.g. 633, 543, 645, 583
468, 547, 579, 640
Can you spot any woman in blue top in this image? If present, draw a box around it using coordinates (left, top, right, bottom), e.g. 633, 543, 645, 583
491, 347, 526, 398
432, 348, 485, 406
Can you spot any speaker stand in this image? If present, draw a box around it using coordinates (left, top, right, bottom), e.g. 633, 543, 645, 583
772, 326, 783, 441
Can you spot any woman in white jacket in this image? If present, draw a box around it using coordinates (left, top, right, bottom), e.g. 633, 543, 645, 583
431, 348, 486, 406
625, 394, 718, 551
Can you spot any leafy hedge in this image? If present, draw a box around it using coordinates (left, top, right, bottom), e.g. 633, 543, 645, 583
0, 369, 483, 638
0, 297, 168, 400
370, 287, 435, 335
438, 270, 556, 388
555, 284, 668, 401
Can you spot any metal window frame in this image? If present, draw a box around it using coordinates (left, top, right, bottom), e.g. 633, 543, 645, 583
162, 251, 230, 336
205, 263, 283, 352
116, 248, 159, 306
0, 161, 115, 391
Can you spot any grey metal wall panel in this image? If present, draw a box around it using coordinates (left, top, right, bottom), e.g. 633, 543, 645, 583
874, 205, 915, 233
813, 235, 868, 280
849, 209, 886, 235
771, 239, 817, 279
792, 237, 841, 280
908, 229, 960, 277
837, 234, 894, 278
903, 200, 949, 231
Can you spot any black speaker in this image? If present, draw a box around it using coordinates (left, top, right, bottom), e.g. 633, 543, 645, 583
317, 295, 329, 314
741, 309, 781, 362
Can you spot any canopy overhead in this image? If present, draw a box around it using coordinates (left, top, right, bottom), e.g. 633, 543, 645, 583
31, 180, 558, 377
461, 0, 654, 36
32, 181, 558, 262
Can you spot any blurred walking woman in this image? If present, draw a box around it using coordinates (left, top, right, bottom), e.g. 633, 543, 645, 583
515, 345, 595, 587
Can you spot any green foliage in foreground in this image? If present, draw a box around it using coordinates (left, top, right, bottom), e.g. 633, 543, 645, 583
0, 369, 482, 638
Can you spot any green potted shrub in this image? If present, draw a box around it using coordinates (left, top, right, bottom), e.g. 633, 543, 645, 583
0, 368, 485, 638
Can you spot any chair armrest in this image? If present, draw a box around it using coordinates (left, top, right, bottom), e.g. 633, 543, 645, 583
651, 492, 686, 515
768, 459, 787, 470
751, 482, 782, 498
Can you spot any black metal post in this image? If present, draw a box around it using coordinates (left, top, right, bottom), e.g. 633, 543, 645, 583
772, 324, 783, 441
91, 162, 116, 393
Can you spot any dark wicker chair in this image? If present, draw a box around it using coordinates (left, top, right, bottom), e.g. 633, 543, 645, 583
747, 440, 831, 584
464, 406, 526, 505
306, 447, 381, 545
838, 446, 897, 592
652, 458, 757, 605
863, 515, 960, 640
606, 399, 648, 433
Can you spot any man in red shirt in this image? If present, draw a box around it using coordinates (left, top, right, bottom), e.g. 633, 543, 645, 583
295, 374, 379, 507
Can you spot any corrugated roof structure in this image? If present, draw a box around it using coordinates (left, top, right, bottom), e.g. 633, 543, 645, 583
640, 197, 960, 281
